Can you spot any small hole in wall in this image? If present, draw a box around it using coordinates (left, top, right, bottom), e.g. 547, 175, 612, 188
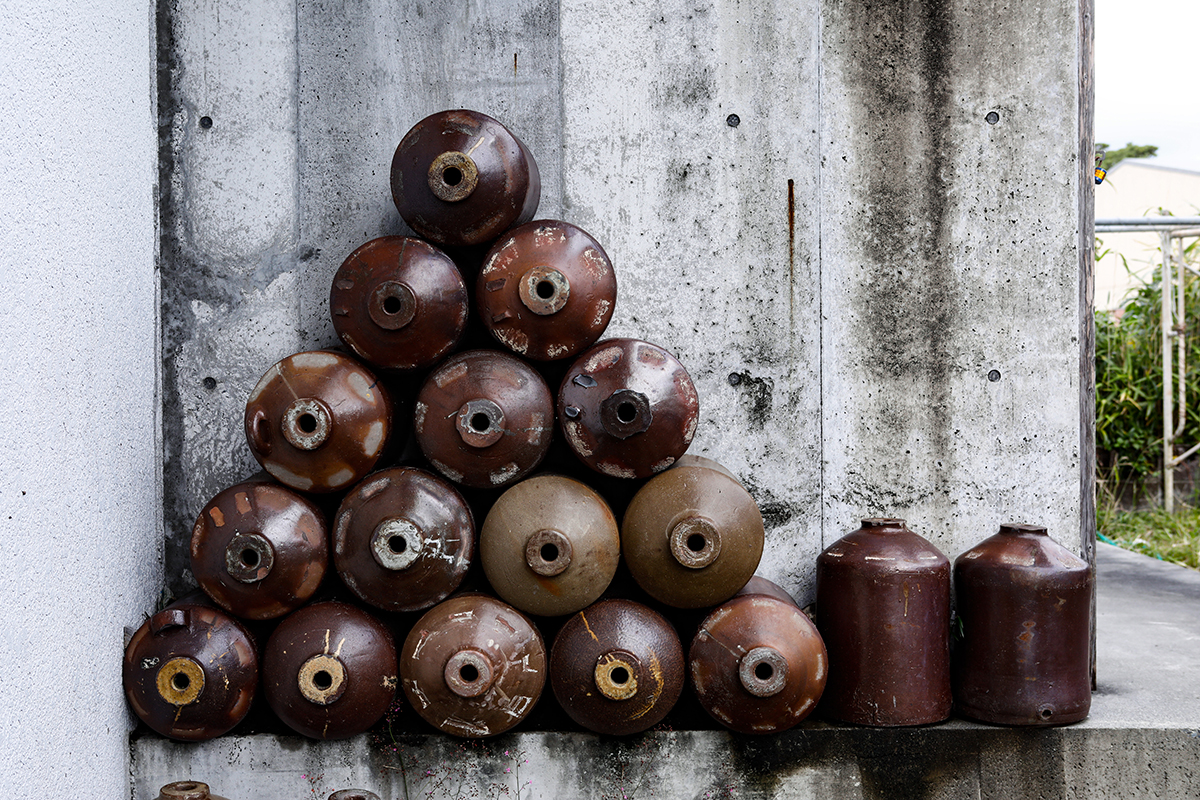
726, 114, 740, 127
988, 369, 1001, 382
202, 377, 217, 391
985, 111, 1000, 125
199, 116, 213, 129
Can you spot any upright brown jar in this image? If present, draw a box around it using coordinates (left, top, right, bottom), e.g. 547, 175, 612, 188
815, 518, 951, 726
480, 474, 621, 616
390, 109, 540, 248
558, 338, 699, 479
621, 461, 763, 608
400, 594, 545, 738
954, 523, 1092, 726
476, 220, 616, 361
156, 782, 231, 800
330, 236, 468, 371
690, 593, 828, 734
124, 602, 257, 741
190, 478, 328, 620
262, 602, 397, 740
244, 350, 391, 493
549, 599, 684, 735
333, 467, 475, 613
414, 350, 553, 489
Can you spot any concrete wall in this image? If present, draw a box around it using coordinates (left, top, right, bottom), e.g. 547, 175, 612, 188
160, 0, 1092, 603
0, 0, 159, 796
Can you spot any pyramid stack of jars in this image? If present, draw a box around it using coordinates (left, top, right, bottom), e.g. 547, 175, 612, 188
124, 110, 1094, 745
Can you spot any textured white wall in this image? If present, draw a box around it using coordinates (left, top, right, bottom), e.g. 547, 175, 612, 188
0, 0, 159, 795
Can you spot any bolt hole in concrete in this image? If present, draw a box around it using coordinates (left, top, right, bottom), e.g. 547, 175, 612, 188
755, 662, 774, 680
728, 372, 742, 386
988, 369, 1001, 382
986, 111, 1000, 124
470, 412, 491, 432
616, 401, 638, 423
726, 113, 740, 127
540, 543, 558, 562
199, 115, 213, 128
240, 548, 259, 568
610, 667, 630, 685
443, 167, 463, 186
536, 280, 556, 299
171, 672, 191, 691
459, 664, 479, 682
388, 535, 407, 554
313, 670, 333, 690
383, 295, 402, 314
298, 413, 318, 433
202, 376, 217, 391
687, 533, 707, 553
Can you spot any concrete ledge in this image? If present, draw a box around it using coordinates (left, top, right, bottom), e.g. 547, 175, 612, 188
131, 545, 1200, 799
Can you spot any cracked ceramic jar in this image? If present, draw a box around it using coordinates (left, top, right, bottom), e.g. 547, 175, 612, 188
816, 518, 951, 727
621, 461, 764, 609
333, 467, 474, 613
390, 109, 540, 248
156, 783, 231, 800
330, 236, 468, 371
190, 478, 328, 620
550, 599, 684, 736
558, 338, 699, 480
123, 602, 257, 741
690, 593, 828, 734
480, 474, 620, 616
244, 350, 391, 493
400, 594, 545, 738
476, 220, 616, 361
262, 602, 397, 740
954, 523, 1092, 726
414, 350, 553, 489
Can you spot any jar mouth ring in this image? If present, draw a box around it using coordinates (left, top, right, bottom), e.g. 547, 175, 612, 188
860, 517, 906, 529
999, 523, 1048, 536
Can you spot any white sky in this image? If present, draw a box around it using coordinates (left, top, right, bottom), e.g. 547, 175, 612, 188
1096, 0, 1200, 173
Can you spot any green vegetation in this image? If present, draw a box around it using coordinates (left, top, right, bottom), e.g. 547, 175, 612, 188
1097, 505, 1200, 569
1096, 142, 1159, 171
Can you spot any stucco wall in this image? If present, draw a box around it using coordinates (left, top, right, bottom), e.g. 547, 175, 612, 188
0, 0, 159, 796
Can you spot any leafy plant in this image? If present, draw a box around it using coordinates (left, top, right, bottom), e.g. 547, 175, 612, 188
1096, 142, 1159, 171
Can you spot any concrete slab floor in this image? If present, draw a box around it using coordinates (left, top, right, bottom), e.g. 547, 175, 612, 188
131, 544, 1200, 799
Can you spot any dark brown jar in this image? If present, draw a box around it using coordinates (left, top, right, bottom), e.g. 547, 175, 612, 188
244, 350, 392, 493
815, 518, 952, 726
333, 467, 474, 613
954, 523, 1092, 726
690, 593, 828, 734
621, 461, 763, 608
414, 350, 553, 489
330, 236, 468, 371
480, 474, 620, 616
400, 594, 545, 738
736, 575, 800, 606
476, 220, 616, 361
390, 109, 540, 248
190, 479, 328, 620
156, 782, 231, 800
328, 792, 380, 800
123, 602, 257, 741
550, 599, 684, 735
262, 602, 397, 740
558, 339, 699, 479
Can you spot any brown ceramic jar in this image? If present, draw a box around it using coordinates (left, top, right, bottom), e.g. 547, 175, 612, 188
621, 461, 764, 608
400, 594, 545, 738
480, 474, 620, 616
156, 782, 232, 800
330, 236, 468, 371
815, 518, 952, 726
390, 109, 540, 248
690, 593, 828, 734
190, 479, 327, 620
736, 575, 800, 606
244, 350, 391, 493
558, 339, 699, 479
123, 602, 257, 741
476, 220, 616, 361
549, 599, 684, 735
414, 349, 553, 489
333, 467, 474, 613
328, 793, 380, 800
262, 602, 397, 740
954, 523, 1092, 726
